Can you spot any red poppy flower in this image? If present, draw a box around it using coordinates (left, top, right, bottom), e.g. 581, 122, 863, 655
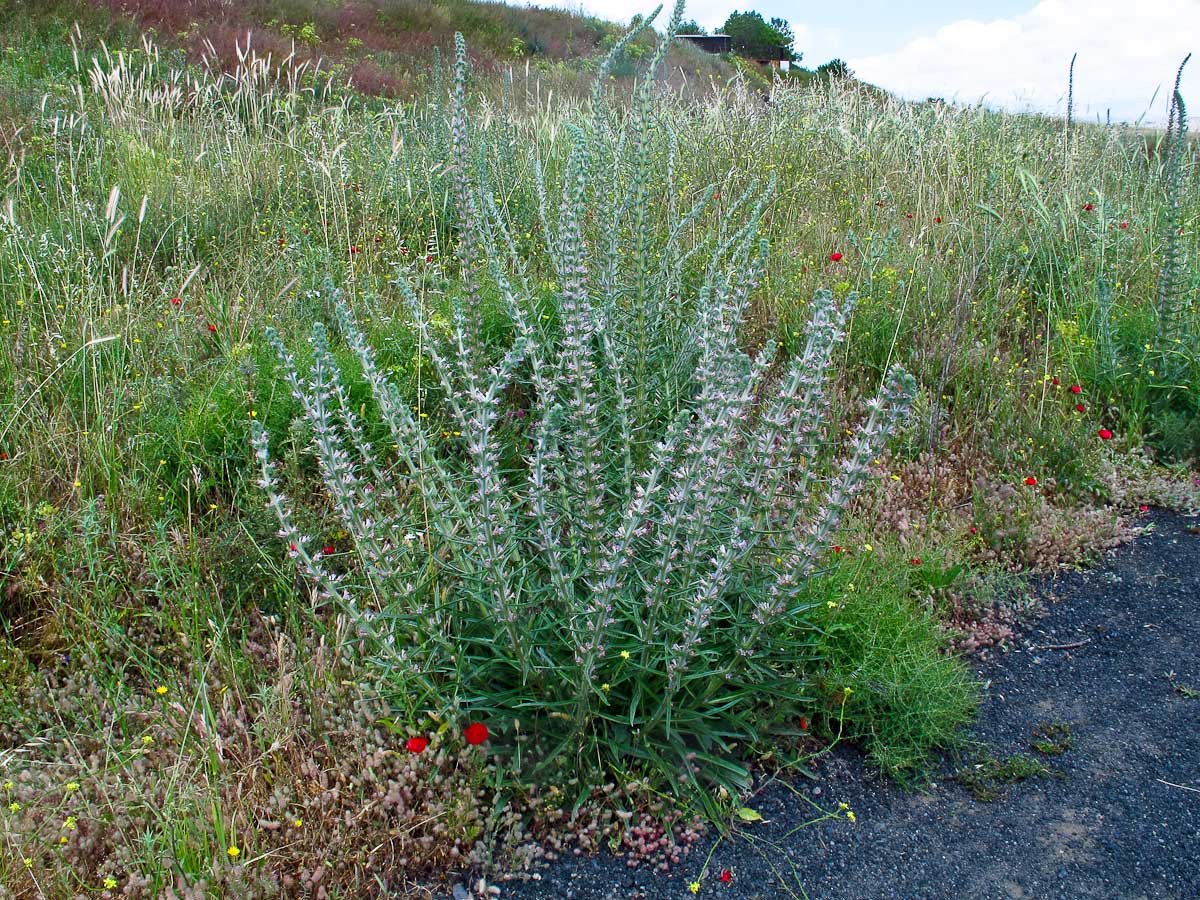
969, 526, 978, 535
720, 870, 733, 883
909, 558, 922, 565
1052, 377, 1060, 385
207, 324, 217, 332
350, 244, 361, 255
1118, 222, 1129, 229
322, 544, 335, 555
425, 254, 433, 263
799, 716, 809, 730
713, 190, 721, 200
278, 238, 286, 248
289, 542, 297, 552
1138, 505, 1148, 512
170, 296, 181, 306
1082, 203, 1095, 211
829, 252, 843, 262
832, 545, 843, 554
1098, 428, 1113, 440
934, 216, 943, 223
0, 452, 8, 461
464, 722, 489, 745
1024, 476, 1038, 486
406, 736, 429, 753
1069, 384, 1082, 394
905, 212, 914, 219
1075, 403, 1086, 413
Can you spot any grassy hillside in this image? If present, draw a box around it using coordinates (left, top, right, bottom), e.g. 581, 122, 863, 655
1, 1, 1198, 898
0, 0, 738, 99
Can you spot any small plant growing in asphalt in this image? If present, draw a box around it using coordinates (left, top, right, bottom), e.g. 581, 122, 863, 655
952, 753, 1058, 802
253, 3, 917, 801
1031, 721, 1074, 755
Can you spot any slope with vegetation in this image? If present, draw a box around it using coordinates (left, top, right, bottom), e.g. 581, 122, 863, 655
3, 0, 736, 98
1, 1, 1198, 898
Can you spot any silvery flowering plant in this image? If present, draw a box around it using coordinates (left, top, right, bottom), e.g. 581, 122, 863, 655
253, 7, 916, 797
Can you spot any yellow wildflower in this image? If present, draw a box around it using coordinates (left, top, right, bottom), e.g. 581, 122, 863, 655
227, 845, 241, 858
155, 685, 168, 696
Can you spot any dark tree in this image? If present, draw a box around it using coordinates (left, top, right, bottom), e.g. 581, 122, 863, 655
769, 17, 795, 52
676, 19, 706, 35
817, 58, 852, 79
721, 10, 797, 62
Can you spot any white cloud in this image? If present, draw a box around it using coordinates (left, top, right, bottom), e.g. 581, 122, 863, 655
850, 0, 1199, 124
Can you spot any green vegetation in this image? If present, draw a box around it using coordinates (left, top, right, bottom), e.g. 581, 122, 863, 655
1168, 673, 1200, 698
0, 0, 736, 99
817, 58, 852, 80
252, 24, 928, 815
952, 753, 1060, 802
1031, 721, 1074, 755
0, 0, 1197, 895
722, 10, 797, 61
811, 543, 981, 777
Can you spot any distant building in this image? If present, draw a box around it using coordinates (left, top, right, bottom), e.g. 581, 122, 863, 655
680, 33, 789, 71
679, 34, 732, 55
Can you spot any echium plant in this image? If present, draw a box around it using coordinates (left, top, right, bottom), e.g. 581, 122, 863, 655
253, 2, 917, 798
1155, 54, 1193, 358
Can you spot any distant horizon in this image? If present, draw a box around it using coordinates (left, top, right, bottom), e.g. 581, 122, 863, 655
520, 0, 1197, 125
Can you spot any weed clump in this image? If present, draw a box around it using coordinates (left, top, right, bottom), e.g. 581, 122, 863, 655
1031, 722, 1074, 755
952, 753, 1059, 802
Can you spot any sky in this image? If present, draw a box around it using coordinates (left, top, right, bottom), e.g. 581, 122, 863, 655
530, 0, 1199, 124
